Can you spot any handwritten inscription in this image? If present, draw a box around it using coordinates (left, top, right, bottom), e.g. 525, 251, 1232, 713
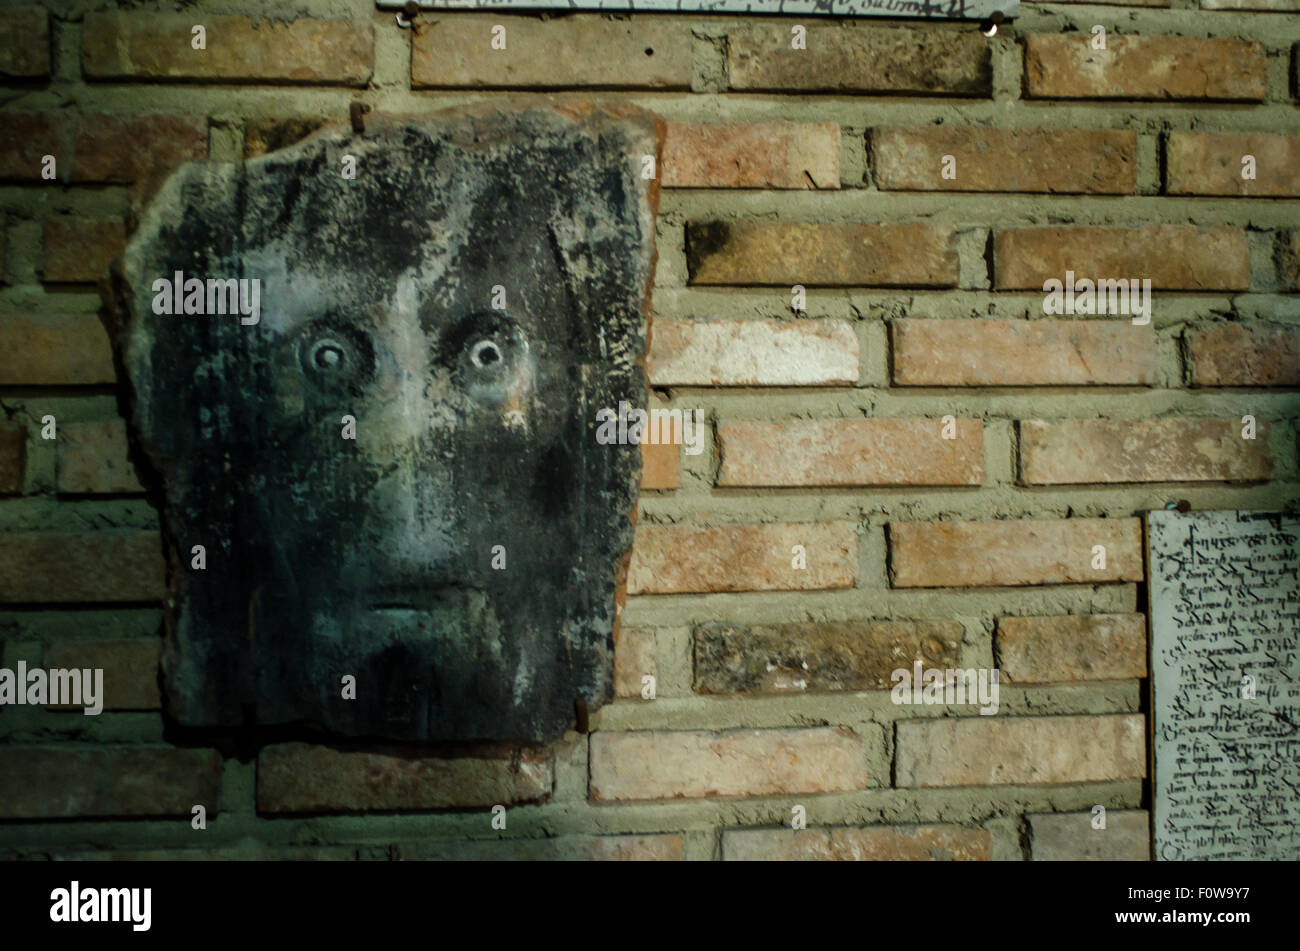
1150, 510, 1300, 861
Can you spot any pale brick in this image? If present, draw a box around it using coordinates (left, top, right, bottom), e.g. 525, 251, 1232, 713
398, 834, 682, 861
995, 225, 1250, 291
694, 619, 962, 694
0, 533, 165, 603
412, 16, 691, 89
640, 441, 679, 491
0, 313, 117, 385
873, 127, 1136, 194
627, 522, 857, 594
0, 748, 222, 818
723, 824, 991, 861
0, 114, 62, 180
615, 626, 657, 699
57, 421, 145, 494
1284, 231, 1300, 291
590, 727, 869, 801
0, 8, 49, 78
717, 418, 983, 487
889, 518, 1143, 587
1029, 810, 1151, 860
1020, 418, 1272, 484
997, 614, 1147, 683
42, 638, 162, 709
663, 122, 839, 189
0, 425, 23, 494
892, 319, 1158, 386
688, 221, 958, 287
82, 13, 373, 85
42, 219, 125, 284
647, 319, 859, 386
1168, 132, 1300, 197
1187, 323, 1300, 386
1200, 0, 1299, 8
71, 114, 207, 184
728, 24, 991, 96
895, 714, 1146, 787
1024, 35, 1267, 101
257, 743, 552, 813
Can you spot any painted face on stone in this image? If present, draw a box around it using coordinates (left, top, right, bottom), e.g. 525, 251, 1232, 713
108, 108, 661, 743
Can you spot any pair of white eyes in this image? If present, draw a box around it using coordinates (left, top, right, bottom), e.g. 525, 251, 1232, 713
308, 338, 504, 371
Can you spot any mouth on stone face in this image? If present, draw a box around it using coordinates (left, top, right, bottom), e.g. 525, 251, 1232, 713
365, 584, 483, 612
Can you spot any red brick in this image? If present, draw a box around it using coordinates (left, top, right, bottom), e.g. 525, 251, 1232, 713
1020, 418, 1272, 484
590, 727, 870, 801
71, 114, 207, 184
997, 614, 1147, 683
688, 221, 958, 287
42, 638, 162, 709
42, 219, 125, 284
717, 418, 983, 487
889, 518, 1143, 587
0, 533, 165, 603
1024, 35, 1267, 101
627, 522, 857, 594
82, 13, 373, 85
895, 715, 1146, 787
727, 24, 991, 96
1029, 810, 1151, 860
0, 313, 117, 385
0, 8, 50, 78
56, 421, 145, 494
1168, 132, 1300, 197
640, 441, 679, 491
0, 424, 24, 494
0, 748, 222, 818
663, 122, 839, 189
873, 127, 1136, 194
723, 824, 991, 861
995, 225, 1250, 291
647, 319, 859, 387
243, 117, 329, 159
0, 114, 63, 180
892, 319, 1158, 386
256, 743, 552, 813
412, 16, 691, 89
1187, 323, 1300, 386
398, 834, 682, 861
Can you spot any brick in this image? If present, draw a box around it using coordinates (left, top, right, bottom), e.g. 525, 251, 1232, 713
82, 13, 373, 85
640, 441, 679, 491
244, 117, 329, 158
994, 225, 1250, 291
398, 834, 682, 861
997, 614, 1147, 683
71, 114, 207, 184
1200, 0, 1299, 8
723, 824, 991, 861
0, 313, 117, 385
873, 127, 1136, 194
615, 626, 657, 699
895, 714, 1146, 787
0, 114, 62, 180
43, 846, 367, 861
0, 533, 165, 603
627, 522, 857, 594
647, 319, 858, 386
1187, 323, 1300, 386
0, 425, 24, 494
893, 319, 1158, 386
688, 221, 958, 287
1024, 35, 1266, 101
590, 727, 869, 801
42, 638, 162, 709
1020, 418, 1272, 484
1168, 132, 1300, 197
0, 8, 50, 78
42, 219, 125, 284
412, 16, 691, 89
663, 122, 839, 189
1284, 231, 1300, 291
0, 748, 221, 818
694, 619, 962, 694
889, 518, 1143, 587
56, 421, 145, 494
257, 743, 552, 813
1029, 810, 1151, 861
717, 418, 983, 487
728, 24, 991, 96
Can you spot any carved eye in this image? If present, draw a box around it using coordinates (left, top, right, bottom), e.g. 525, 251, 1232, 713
297, 322, 375, 388
469, 339, 503, 370
311, 339, 347, 371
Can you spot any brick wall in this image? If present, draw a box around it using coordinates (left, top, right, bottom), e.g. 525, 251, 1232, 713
1, 0, 1297, 862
